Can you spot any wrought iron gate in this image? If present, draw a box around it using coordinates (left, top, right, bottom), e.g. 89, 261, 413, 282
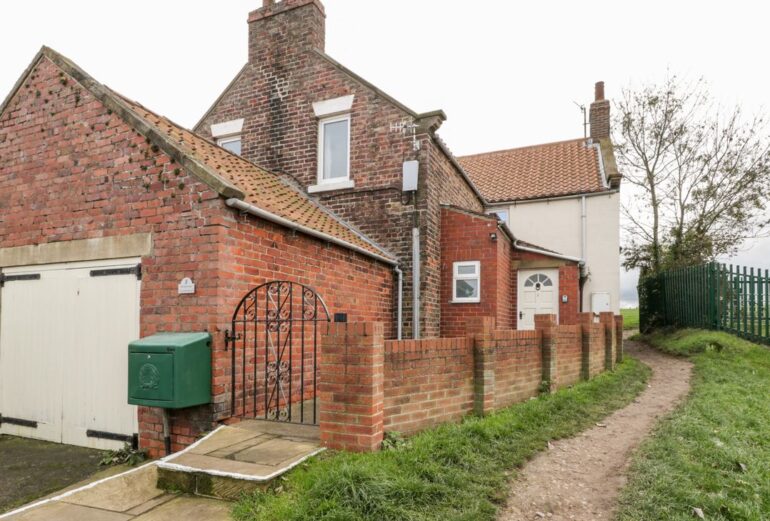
226, 281, 330, 424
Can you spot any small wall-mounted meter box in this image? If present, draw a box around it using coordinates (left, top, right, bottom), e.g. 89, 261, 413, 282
128, 332, 211, 409
402, 160, 419, 192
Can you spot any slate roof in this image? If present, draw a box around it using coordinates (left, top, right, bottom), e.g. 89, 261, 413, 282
0, 47, 394, 264
458, 138, 611, 203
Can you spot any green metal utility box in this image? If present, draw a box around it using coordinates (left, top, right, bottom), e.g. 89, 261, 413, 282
128, 332, 211, 409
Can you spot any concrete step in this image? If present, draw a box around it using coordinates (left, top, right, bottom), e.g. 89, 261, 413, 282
156, 420, 323, 500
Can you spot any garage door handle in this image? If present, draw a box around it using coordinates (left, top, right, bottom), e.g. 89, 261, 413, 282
519, 311, 523, 320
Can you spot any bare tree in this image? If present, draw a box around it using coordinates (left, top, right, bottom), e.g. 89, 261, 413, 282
615, 76, 770, 275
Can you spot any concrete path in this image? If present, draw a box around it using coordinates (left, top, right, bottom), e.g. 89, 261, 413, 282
160, 420, 322, 482
498, 339, 693, 521
0, 465, 231, 520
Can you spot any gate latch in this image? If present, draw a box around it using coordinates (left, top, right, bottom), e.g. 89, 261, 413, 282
224, 329, 240, 351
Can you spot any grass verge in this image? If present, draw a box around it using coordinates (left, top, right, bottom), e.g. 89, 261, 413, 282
621, 308, 639, 330
617, 329, 770, 520
234, 358, 650, 521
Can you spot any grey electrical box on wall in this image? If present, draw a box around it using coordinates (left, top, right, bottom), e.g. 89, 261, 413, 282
402, 160, 419, 191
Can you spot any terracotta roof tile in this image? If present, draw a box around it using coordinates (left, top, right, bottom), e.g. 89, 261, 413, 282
459, 138, 608, 203
115, 93, 394, 262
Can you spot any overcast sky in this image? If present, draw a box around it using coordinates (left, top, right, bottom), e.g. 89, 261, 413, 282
2, 1, 768, 307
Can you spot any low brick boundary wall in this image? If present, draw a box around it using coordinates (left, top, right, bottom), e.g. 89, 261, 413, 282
320, 313, 623, 452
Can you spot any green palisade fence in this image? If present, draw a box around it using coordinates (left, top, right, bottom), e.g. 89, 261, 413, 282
638, 261, 770, 343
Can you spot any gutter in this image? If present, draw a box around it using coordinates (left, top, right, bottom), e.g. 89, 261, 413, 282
488, 189, 619, 207
225, 199, 397, 267
513, 240, 584, 265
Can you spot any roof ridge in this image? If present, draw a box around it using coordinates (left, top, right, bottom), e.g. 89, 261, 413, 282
458, 137, 589, 160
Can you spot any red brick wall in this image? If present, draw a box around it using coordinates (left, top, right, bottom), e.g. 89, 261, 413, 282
580, 314, 606, 378
489, 330, 543, 409
195, 1, 484, 338
383, 337, 474, 434
320, 322, 384, 452
0, 55, 394, 457
440, 208, 514, 337
555, 325, 582, 388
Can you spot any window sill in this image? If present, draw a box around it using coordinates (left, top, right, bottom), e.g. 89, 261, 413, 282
451, 299, 480, 304
308, 179, 355, 194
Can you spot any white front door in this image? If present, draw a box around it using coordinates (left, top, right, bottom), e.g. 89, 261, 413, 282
0, 258, 140, 449
517, 269, 559, 330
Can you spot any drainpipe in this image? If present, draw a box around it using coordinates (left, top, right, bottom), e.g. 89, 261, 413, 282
579, 195, 588, 312
412, 227, 421, 339
394, 266, 403, 340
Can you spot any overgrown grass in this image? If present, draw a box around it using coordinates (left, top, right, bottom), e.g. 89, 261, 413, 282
621, 308, 639, 330
233, 359, 650, 521
617, 329, 770, 520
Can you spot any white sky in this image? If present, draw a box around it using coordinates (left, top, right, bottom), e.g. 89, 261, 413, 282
2, 1, 769, 307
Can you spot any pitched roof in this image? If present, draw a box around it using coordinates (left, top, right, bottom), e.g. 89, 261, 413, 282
1, 47, 395, 265
458, 138, 612, 203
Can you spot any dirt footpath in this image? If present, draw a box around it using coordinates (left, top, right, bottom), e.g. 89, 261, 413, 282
498, 339, 692, 521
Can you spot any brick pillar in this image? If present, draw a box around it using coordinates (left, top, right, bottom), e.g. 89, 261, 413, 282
319, 322, 384, 452
578, 312, 595, 380
615, 314, 624, 363
600, 312, 617, 371
467, 316, 496, 416
535, 314, 557, 393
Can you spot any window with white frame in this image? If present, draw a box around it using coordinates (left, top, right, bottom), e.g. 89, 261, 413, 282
452, 261, 481, 303
487, 209, 509, 226
210, 118, 244, 157
318, 114, 350, 182
217, 136, 242, 156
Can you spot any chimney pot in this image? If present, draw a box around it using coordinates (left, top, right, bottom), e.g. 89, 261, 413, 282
594, 81, 605, 101
262, 0, 274, 6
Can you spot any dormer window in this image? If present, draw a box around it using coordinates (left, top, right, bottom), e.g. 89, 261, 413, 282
210, 118, 244, 156
309, 95, 355, 193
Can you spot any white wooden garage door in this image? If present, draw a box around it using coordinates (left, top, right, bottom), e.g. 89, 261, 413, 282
0, 258, 141, 449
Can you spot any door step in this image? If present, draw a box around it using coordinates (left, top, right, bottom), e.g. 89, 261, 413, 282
157, 420, 323, 500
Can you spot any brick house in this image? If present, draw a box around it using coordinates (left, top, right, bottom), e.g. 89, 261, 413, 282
0, 1, 619, 456
460, 83, 622, 319
194, 0, 591, 338
0, 47, 397, 454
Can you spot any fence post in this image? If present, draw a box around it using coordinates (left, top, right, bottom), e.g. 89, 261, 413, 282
535, 314, 558, 393
319, 322, 384, 452
467, 317, 496, 416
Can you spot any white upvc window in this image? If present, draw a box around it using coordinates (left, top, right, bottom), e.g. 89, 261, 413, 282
452, 261, 481, 303
487, 209, 509, 226
309, 95, 355, 194
217, 136, 242, 156
317, 114, 350, 182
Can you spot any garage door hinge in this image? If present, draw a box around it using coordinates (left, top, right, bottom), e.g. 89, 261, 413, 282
89, 263, 142, 280
0, 414, 38, 429
0, 273, 41, 287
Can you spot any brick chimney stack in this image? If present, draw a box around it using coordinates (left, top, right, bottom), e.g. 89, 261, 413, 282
589, 81, 610, 140
247, 0, 326, 64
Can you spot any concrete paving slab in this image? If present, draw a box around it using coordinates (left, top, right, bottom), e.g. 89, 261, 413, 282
124, 494, 176, 516
62, 464, 162, 513
3, 502, 132, 521
188, 426, 261, 456
233, 420, 320, 440
167, 453, 278, 477
205, 434, 273, 458
233, 437, 319, 466
132, 496, 231, 520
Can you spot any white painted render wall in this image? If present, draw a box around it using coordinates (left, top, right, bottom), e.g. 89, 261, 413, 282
494, 191, 620, 313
